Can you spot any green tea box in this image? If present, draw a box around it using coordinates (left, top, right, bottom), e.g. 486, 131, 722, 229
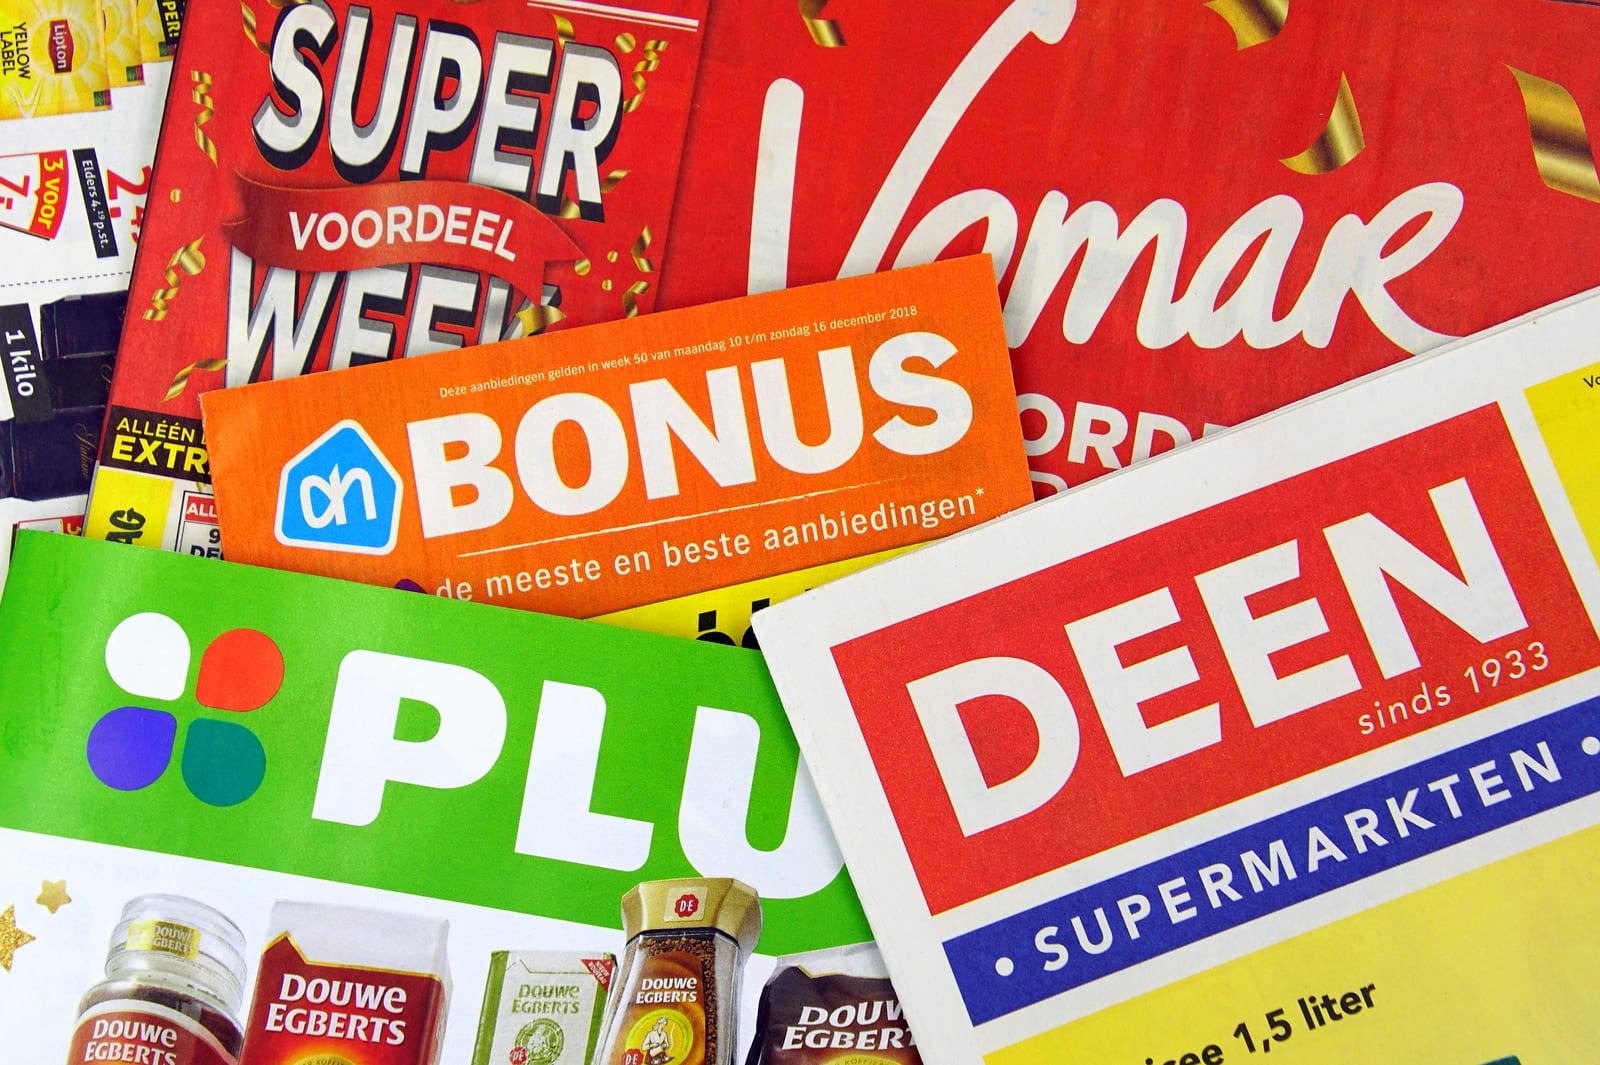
472, 951, 615, 1065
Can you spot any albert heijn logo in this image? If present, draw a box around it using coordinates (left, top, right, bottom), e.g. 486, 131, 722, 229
276, 420, 402, 555
86, 612, 284, 806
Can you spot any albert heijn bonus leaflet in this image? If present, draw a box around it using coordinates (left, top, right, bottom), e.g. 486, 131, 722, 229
199, 256, 1033, 629
85, 0, 1600, 552
753, 286, 1600, 1065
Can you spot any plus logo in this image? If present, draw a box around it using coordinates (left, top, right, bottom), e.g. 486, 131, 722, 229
276, 420, 403, 555
86, 612, 284, 806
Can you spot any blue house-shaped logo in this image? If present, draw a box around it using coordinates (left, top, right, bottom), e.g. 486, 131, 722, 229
275, 420, 403, 555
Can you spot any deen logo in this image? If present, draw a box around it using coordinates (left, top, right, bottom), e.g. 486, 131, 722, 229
87, 612, 284, 806
276, 420, 402, 554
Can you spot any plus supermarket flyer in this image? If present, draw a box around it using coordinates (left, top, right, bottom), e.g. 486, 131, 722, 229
0, 530, 868, 1063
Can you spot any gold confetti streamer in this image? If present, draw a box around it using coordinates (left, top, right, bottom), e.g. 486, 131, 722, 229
245, 0, 308, 55
574, 258, 592, 276
242, 1, 269, 55
799, 0, 844, 47
191, 71, 218, 165
622, 39, 666, 114
164, 357, 229, 401
1509, 66, 1600, 203
622, 280, 650, 317
553, 14, 574, 44
559, 170, 629, 218
1203, 0, 1287, 49
630, 226, 654, 272
143, 238, 207, 322
616, 32, 636, 52
1281, 73, 1364, 174
513, 304, 567, 335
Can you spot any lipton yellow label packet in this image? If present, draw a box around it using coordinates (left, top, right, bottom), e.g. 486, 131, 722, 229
0, 0, 111, 119
100, 0, 141, 87
131, 0, 173, 61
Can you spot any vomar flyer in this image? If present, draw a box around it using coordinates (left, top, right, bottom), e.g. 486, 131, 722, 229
660, 0, 1600, 496
0, 531, 867, 1063
84, 0, 709, 553
753, 286, 1600, 1065
201, 255, 1032, 623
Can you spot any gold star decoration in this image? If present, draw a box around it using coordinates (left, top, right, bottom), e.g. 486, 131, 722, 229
0, 906, 36, 971
36, 881, 70, 914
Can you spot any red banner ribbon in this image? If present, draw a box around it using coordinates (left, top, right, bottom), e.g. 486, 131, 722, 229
220, 176, 582, 289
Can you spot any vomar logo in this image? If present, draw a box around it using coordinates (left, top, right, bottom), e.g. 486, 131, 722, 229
276, 419, 402, 554
88, 613, 284, 806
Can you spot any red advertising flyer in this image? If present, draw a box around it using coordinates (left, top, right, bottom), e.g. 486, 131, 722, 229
85, 0, 709, 552
201, 255, 1033, 621
752, 286, 1600, 1065
659, 0, 1600, 497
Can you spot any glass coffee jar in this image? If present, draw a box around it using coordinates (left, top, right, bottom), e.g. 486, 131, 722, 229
594, 878, 762, 1065
65, 894, 248, 1065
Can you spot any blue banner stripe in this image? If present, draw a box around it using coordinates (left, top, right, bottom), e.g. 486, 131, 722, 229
945, 695, 1600, 1025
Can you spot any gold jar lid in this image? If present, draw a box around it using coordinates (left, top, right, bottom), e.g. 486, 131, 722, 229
621, 878, 761, 954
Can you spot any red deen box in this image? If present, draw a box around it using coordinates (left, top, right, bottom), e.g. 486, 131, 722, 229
824, 405, 1600, 913
660, 0, 1600, 495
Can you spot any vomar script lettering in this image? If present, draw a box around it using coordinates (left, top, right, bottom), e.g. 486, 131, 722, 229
747, 0, 1462, 357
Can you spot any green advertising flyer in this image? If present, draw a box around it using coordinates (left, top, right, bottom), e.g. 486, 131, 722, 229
0, 531, 868, 1061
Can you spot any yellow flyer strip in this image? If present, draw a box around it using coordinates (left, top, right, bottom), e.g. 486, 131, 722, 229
1526, 361, 1600, 560
592, 544, 916, 642
83, 464, 175, 547
203, 255, 1033, 620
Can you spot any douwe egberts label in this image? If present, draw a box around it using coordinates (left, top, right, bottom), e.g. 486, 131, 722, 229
202, 255, 1032, 619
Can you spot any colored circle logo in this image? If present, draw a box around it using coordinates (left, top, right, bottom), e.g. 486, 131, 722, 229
88, 613, 283, 806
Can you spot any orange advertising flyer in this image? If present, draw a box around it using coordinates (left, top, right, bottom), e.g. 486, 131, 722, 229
202, 254, 1033, 618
